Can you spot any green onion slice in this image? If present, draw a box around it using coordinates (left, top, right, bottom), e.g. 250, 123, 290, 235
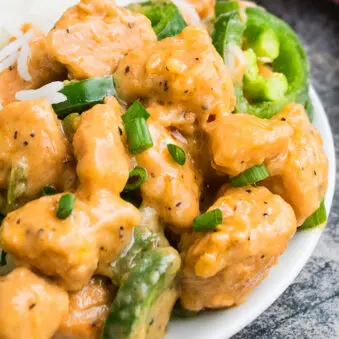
167, 144, 186, 166
124, 117, 153, 154
231, 164, 269, 187
193, 209, 223, 232
56, 193, 75, 220
123, 167, 147, 192
40, 186, 57, 197
299, 201, 326, 231
122, 100, 150, 124
7, 160, 28, 205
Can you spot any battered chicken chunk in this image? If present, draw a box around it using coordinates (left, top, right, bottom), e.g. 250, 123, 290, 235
136, 119, 201, 230
0, 99, 73, 208
0, 27, 66, 106
208, 113, 293, 176
74, 97, 130, 196
0, 99, 140, 290
115, 26, 235, 130
265, 103, 328, 225
54, 277, 115, 339
180, 186, 296, 311
47, 0, 156, 79
0, 268, 69, 339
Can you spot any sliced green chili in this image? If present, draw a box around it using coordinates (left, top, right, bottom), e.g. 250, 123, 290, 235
231, 164, 269, 187
299, 201, 326, 231
123, 167, 147, 192
193, 209, 223, 232
56, 193, 75, 220
130, 1, 187, 40
52, 76, 116, 119
167, 144, 186, 166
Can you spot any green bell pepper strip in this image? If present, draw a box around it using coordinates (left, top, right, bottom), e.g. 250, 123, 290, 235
52, 76, 116, 119
110, 226, 159, 285
129, 1, 187, 40
213, 6, 310, 119
101, 247, 180, 339
215, 0, 241, 17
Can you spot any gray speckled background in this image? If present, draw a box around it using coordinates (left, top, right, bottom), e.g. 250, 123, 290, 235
233, 1, 339, 338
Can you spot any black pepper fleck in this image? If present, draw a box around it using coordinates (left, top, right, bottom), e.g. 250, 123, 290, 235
66, 28, 70, 34
314, 170, 317, 176
30, 132, 35, 138
91, 321, 97, 328
125, 66, 130, 74
149, 318, 154, 326
164, 80, 169, 92
261, 254, 265, 259
168, 207, 172, 211
23, 141, 28, 146
118, 126, 123, 135
184, 90, 189, 94
16, 218, 20, 224
8, 66, 13, 71
29, 303, 36, 310
281, 117, 286, 121
264, 201, 268, 205
195, 57, 200, 61
176, 202, 182, 207
119, 226, 124, 238
246, 189, 252, 193
263, 213, 269, 217
14, 131, 18, 139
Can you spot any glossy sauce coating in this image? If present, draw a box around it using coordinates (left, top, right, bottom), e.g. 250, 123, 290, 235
54, 277, 116, 339
0, 99, 74, 199
0, 267, 69, 339
47, 0, 156, 79
180, 186, 297, 311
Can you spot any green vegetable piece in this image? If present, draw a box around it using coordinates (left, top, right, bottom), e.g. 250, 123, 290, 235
167, 144, 186, 166
247, 28, 280, 61
212, 11, 246, 61
56, 193, 75, 220
110, 226, 159, 285
40, 186, 57, 197
52, 76, 116, 119
215, 1, 240, 18
122, 100, 150, 124
193, 209, 223, 232
299, 201, 326, 231
7, 159, 28, 206
62, 113, 80, 140
244, 73, 288, 102
0, 251, 7, 266
120, 190, 143, 208
231, 164, 269, 187
123, 167, 147, 192
124, 117, 153, 154
133, 1, 187, 40
222, 7, 309, 118
101, 247, 181, 339
244, 48, 259, 80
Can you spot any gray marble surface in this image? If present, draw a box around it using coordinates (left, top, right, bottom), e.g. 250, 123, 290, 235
234, 1, 339, 338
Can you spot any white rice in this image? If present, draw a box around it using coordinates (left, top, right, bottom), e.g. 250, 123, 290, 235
171, 0, 202, 27
15, 81, 67, 105
0, 29, 34, 81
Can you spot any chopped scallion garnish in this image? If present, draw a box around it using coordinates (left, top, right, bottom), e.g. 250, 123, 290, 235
40, 186, 57, 197
193, 209, 223, 232
122, 100, 150, 124
167, 144, 186, 166
56, 193, 75, 220
124, 167, 147, 192
299, 200, 326, 230
125, 117, 153, 154
231, 164, 269, 187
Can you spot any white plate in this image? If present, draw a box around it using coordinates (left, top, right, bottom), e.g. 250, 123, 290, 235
0, 2, 336, 338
